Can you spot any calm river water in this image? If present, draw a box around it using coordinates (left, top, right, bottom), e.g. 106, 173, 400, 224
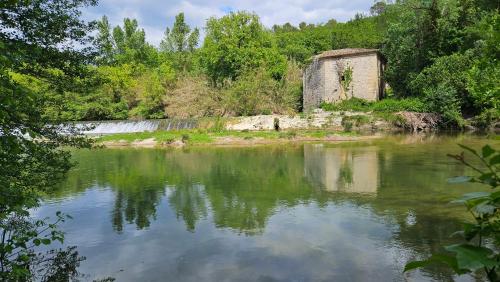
35, 135, 498, 281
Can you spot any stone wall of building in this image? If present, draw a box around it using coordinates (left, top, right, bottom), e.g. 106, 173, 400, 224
303, 57, 325, 111
303, 51, 383, 110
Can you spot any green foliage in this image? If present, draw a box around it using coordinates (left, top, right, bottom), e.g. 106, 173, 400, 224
273, 16, 386, 65
341, 115, 371, 131
0, 0, 95, 279
14, 4, 498, 125
111, 18, 158, 66
466, 12, 500, 115
382, 0, 499, 126
160, 12, 200, 72
128, 63, 176, 119
208, 117, 226, 133
95, 16, 114, 65
405, 144, 500, 281
340, 65, 353, 93
200, 11, 287, 84
160, 13, 192, 53
411, 53, 472, 126
223, 64, 300, 116
321, 97, 428, 113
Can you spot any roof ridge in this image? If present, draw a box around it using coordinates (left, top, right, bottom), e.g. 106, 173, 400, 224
315, 48, 379, 59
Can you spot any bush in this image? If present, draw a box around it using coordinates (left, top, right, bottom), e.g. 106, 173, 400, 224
341, 115, 370, 131
423, 84, 464, 127
321, 97, 427, 113
208, 117, 226, 133
371, 98, 427, 112
164, 75, 224, 118
472, 109, 500, 130
223, 64, 300, 116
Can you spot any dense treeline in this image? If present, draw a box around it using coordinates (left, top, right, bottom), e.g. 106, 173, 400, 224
382, 0, 499, 127
11, 0, 500, 128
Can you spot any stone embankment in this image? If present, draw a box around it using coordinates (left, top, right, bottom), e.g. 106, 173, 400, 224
226, 109, 393, 132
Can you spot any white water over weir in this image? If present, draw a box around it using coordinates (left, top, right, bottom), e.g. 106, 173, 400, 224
70, 119, 198, 135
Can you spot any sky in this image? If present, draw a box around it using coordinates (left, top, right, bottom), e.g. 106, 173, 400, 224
83, 0, 375, 46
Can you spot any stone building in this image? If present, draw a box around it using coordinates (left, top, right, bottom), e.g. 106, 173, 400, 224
303, 48, 385, 110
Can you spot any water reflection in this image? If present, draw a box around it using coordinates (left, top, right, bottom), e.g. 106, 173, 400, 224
304, 144, 379, 194
43, 137, 496, 281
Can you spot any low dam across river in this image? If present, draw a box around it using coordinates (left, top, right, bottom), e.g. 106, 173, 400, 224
69, 119, 198, 135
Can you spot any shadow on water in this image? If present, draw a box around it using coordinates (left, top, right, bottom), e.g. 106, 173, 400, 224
45, 134, 496, 281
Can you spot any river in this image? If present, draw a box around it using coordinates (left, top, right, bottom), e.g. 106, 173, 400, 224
34, 134, 498, 281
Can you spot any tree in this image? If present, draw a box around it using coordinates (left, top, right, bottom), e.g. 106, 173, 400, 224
111, 18, 158, 66
370, 1, 387, 16
199, 11, 287, 85
160, 12, 199, 72
95, 15, 114, 65
161, 13, 190, 53
0, 0, 96, 279
381, 0, 499, 126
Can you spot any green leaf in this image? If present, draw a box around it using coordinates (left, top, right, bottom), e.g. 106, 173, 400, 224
19, 254, 30, 262
462, 223, 480, 241
404, 260, 432, 272
451, 192, 490, 204
482, 145, 495, 158
41, 238, 51, 245
448, 176, 472, 183
445, 244, 497, 271
489, 190, 500, 200
490, 154, 500, 166
473, 203, 496, 215
404, 254, 462, 273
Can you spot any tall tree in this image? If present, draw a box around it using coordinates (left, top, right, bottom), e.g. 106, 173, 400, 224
95, 15, 114, 64
113, 18, 147, 63
161, 12, 190, 53
0, 0, 95, 279
160, 12, 199, 72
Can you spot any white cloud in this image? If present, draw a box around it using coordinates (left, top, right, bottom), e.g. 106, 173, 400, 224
83, 0, 374, 46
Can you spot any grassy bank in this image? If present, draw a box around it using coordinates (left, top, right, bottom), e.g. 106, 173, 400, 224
96, 129, 361, 146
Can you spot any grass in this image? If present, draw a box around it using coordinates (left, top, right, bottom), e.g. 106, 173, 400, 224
96, 129, 359, 145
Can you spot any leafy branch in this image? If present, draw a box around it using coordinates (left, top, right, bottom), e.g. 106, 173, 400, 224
404, 144, 500, 281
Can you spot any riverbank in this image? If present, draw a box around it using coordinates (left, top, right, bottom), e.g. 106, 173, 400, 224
95, 129, 384, 148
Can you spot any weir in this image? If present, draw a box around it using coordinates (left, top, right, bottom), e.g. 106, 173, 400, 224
68, 119, 198, 135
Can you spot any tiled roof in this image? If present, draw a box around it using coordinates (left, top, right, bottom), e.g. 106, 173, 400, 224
315, 48, 379, 59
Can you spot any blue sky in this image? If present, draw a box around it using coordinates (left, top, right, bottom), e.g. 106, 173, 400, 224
83, 0, 375, 46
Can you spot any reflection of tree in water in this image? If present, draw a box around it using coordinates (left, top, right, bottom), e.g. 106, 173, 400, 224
54, 149, 169, 232
112, 186, 164, 232
164, 147, 314, 235
58, 140, 489, 280
168, 183, 208, 232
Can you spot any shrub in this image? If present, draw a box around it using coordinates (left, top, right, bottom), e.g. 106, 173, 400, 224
321, 97, 427, 113
209, 117, 226, 133
164, 75, 225, 118
371, 98, 427, 112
